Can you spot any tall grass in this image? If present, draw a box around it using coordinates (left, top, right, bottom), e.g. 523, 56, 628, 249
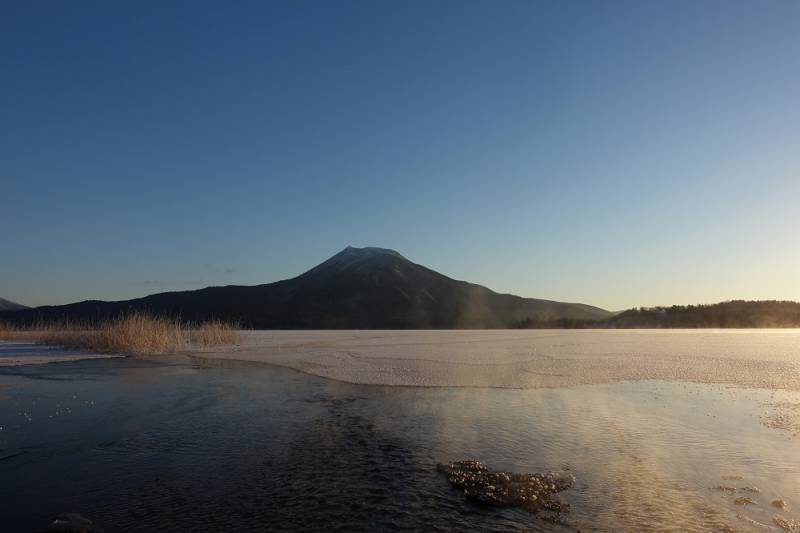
187, 319, 239, 346
0, 313, 239, 355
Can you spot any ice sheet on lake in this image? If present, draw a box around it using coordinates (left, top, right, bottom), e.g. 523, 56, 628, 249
0, 342, 121, 366
192, 329, 800, 390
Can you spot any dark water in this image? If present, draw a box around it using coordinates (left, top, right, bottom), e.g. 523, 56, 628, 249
1, 356, 798, 532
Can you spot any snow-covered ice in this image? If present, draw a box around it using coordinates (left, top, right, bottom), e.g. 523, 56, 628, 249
192, 329, 800, 389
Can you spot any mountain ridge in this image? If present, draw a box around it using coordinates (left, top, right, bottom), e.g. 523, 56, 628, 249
0, 246, 611, 328
0, 297, 29, 312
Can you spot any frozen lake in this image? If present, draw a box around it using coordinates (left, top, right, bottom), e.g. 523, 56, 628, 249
2, 330, 800, 531
0, 341, 120, 366
194, 329, 800, 390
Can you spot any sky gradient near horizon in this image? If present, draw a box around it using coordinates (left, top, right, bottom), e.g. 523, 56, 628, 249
2, 1, 799, 310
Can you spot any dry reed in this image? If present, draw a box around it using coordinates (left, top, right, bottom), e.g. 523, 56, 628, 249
187, 319, 239, 346
0, 313, 239, 355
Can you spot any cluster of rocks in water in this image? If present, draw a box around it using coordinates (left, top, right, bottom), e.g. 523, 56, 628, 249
775, 517, 800, 532
35, 513, 103, 533
436, 460, 575, 514
712, 478, 798, 532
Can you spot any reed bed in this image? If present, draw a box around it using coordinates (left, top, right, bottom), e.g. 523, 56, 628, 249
0, 313, 239, 355
187, 319, 239, 346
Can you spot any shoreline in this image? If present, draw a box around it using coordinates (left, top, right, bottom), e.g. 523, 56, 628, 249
0, 341, 122, 367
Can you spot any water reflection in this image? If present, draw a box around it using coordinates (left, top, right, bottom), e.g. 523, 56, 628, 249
1, 356, 798, 531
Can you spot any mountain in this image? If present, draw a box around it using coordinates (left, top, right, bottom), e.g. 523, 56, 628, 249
0, 297, 29, 311
0, 246, 612, 328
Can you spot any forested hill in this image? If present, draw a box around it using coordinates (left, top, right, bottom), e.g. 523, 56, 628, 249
604, 300, 800, 328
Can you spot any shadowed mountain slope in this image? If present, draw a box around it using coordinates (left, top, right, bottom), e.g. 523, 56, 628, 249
0, 297, 29, 311
1, 246, 612, 328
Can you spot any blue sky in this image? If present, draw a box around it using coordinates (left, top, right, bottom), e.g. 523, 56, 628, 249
2, 1, 799, 310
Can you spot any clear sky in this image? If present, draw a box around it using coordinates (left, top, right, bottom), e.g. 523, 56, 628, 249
2, 1, 799, 310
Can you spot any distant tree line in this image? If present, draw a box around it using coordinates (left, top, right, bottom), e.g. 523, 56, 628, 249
512, 300, 800, 329
510, 316, 596, 329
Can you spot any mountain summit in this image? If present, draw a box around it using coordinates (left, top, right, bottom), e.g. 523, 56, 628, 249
300, 246, 409, 279
2, 247, 611, 328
